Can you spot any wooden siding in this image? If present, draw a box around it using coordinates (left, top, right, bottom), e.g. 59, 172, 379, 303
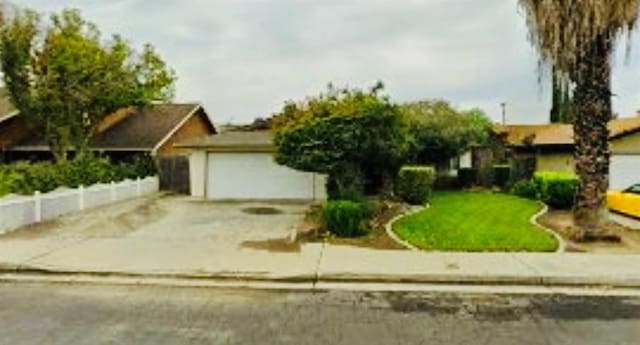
156, 109, 215, 156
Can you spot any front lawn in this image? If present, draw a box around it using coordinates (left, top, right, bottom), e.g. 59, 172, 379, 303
392, 191, 558, 252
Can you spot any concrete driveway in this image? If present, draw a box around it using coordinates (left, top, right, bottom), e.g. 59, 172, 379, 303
610, 213, 640, 231
0, 195, 323, 279
0, 195, 308, 242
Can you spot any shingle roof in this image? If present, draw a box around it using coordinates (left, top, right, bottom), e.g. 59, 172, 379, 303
175, 130, 274, 152
0, 103, 213, 152
92, 103, 204, 150
496, 117, 640, 146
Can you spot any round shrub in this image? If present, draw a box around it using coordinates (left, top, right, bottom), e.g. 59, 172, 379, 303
395, 166, 436, 205
510, 179, 539, 200
533, 171, 579, 209
322, 200, 371, 238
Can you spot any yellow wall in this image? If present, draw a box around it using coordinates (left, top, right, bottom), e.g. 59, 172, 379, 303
611, 132, 640, 154
536, 153, 574, 172
534, 132, 640, 172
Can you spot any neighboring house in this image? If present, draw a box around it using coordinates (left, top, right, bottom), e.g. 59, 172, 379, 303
176, 130, 326, 201
495, 117, 640, 190
0, 103, 216, 162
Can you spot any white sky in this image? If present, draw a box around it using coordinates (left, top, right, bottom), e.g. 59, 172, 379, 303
14, 0, 640, 124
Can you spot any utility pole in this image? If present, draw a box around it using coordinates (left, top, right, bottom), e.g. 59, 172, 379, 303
500, 102, 507, 125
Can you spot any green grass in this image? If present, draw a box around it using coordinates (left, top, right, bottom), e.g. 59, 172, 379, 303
392, 191, 558, 252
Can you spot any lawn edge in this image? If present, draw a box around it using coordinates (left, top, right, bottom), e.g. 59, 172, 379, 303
531, 202, 566, 253
385, 205, 425, 251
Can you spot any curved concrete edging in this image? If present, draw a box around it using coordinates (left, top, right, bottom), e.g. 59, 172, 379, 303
531, 203, 567, 253
386, 202, 567, 253
385, 205, 427, 251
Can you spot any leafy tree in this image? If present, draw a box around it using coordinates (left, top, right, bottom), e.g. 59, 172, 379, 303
0, 7, 176, 162
272, 83, 412, 198
519, 0, 639, 238
401, 100, 490, 167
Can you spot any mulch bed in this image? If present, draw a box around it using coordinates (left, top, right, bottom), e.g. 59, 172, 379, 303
296, 200, 409, 250
538, 210, 640, 253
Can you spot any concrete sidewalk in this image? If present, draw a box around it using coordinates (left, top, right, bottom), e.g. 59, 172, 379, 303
1, 237, 640, 288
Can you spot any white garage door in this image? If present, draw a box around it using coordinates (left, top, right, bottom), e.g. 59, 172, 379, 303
610, 155, 640, 190
206, 152, 320, 200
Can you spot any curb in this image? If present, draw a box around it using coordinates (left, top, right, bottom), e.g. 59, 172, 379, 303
385, 205, 426, 251
2, 269, 640, 290
531, 203, 567, 253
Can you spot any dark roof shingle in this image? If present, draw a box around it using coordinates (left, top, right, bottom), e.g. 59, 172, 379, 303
0, 103, 211, 151
92, 103, 202, 150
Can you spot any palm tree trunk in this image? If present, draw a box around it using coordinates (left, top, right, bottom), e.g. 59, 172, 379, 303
572, 34, 613, 239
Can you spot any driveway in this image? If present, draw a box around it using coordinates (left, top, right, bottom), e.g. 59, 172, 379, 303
0, 195, 308, 243
0, 195, 323, 279
610, 213, 640, 231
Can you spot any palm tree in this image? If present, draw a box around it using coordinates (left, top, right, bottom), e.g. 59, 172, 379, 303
519, 0, 639, 239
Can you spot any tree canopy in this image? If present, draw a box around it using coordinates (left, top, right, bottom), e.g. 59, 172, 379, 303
401, 100, 490, 166
272, 83, 412, 198
519, 0, 638, 84
0, 7, 176, 161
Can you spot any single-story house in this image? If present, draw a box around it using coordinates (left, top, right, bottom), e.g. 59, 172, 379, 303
0, 102, 216, 162
176, 130, 327, 201
494, 117, 640, 190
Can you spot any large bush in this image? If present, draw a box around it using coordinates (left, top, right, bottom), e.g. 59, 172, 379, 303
8, 161, 64, 194
395, 166, 436, 205
322, 200, 372, 238
533, 171, 579, 209
0, 154, 157, 196
272, 83, 412, 198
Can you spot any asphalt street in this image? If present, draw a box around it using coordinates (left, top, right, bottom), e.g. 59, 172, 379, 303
0, 283, 639, 345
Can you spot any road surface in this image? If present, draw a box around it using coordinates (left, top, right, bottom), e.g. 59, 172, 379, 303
0, 283, 638, 344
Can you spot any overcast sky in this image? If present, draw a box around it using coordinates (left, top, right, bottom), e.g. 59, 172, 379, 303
14, 0, 640, 124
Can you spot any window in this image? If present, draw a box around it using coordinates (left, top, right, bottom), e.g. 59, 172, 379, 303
625, 184, 640, 195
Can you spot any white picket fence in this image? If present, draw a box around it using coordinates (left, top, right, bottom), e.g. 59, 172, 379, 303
0, 176, 159, 235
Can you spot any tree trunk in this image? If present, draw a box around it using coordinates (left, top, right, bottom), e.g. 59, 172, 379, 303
572, 34, 613, 240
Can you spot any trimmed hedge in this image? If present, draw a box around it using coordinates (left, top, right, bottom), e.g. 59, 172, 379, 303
533, 171, 579, 209
322, 200, 371, 238
395, 166, 436, 205
0, 154, 157, 196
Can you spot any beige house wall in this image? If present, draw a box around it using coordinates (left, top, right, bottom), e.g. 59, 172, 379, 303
611, 132, 640, 154
536, 153, 574, 172
533, 132, 640, 172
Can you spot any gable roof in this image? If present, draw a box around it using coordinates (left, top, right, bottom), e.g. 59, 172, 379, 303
175, 130, 274, 152
0, 103, 216, 153
92, 103, 212, 153
495, 117, 640, 147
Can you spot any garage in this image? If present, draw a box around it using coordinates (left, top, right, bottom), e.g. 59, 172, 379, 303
177, 131, 326, 201
610, 155, 640, 190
